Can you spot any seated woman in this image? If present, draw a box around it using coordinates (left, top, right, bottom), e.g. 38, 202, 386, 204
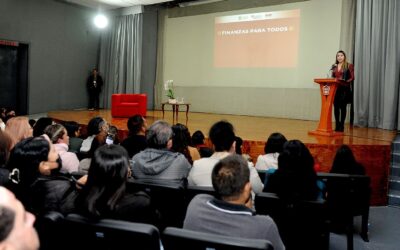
78, 131, 108, 173
0, 130, 12, 186
80, 116, 108, 153
263, 140, 324, 201
75, 144, 159, 225
331, 145, 365, 175
5, 116, 33, 148
255, 132, 287, 171
44, 124, 80, 173
121, 115, 147, 158
171, 123, 200, 164
107, 125, 120, 145
6, 136, 76, 215
234, 136, 254, 167
191, 130, 213, 158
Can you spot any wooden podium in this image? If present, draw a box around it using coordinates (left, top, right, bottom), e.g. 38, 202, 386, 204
309, 78, 343, 136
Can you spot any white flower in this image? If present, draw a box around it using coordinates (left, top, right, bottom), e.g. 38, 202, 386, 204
164, 81, 169, 91
164, 80, 175, 99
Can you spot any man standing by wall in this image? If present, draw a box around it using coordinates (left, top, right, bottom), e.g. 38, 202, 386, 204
87, 68, 103, 110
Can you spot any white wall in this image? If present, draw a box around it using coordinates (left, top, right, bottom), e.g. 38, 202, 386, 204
159, 0, 343, 120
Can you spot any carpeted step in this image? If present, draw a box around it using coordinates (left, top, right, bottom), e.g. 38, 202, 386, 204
388, 190, 400, 207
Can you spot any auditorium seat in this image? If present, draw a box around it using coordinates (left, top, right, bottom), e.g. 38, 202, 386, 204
126, 179, 187, 229
59, 213, 160, 250
162, 227, 273, 250
185, 185, 217, 204
317, 173, 371, 250
111, 93, 147, 117
35, 211, 64, 250
255, 192, 329, 250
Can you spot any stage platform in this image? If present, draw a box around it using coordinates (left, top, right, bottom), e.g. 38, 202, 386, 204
48, 109, 396, 205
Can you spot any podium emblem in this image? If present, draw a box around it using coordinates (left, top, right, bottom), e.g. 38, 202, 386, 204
323, 84, 330, 96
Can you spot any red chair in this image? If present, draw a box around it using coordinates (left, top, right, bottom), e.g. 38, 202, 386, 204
111, 94, 147, 117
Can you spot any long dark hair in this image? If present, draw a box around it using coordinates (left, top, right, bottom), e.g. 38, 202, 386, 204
331, 145, 365, 175
7, 137, 50, 188
269, 140, 319, 200
171, 123, 193, 164
78, 144, 129, 218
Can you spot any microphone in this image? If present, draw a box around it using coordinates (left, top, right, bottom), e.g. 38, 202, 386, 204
328, 64, 337, 78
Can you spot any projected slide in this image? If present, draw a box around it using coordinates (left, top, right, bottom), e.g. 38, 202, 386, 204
214, 9, 300, 68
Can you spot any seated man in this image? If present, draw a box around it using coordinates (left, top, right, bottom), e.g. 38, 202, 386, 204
0, 186, 40, 250
184, 155, 285, 250
188, 120, 263, 193
131, 120, 191, 186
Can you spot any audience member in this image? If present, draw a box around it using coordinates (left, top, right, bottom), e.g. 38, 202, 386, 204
78, 130, 108, 173
184, 155, 285, 250
0, 119, 5, 132
3, 108, 16, 124
0, 131, 12, 186
80, 116, 108, 153
235, 136, 254, 167
44, 124, 79, 173
4, 108, 15, 117
131, 120, 191, 187
191, 130, 213, 158
63, 121, 83, 154
0, 108, 6, 121
0, 186, 40, 250
28, 119, 36, 129
75, 144, 158, 225
0, 108, 7, 131
32, 117, 53, 137
188, 121, 263, 193
255, 132, 287, 171
331, 145, 366, 175
5, 117, 33, 148
171, 123, 200, 164
7, 136, 76, 215
263, 140, 324, 200
121, 115, 147, 158
0, 120, 4, 132
107, 125, 120, 145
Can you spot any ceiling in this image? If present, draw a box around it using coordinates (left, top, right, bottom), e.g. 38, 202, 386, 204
63, 0, 195, 9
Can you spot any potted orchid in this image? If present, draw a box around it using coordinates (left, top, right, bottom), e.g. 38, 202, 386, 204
164, 80, 177, 103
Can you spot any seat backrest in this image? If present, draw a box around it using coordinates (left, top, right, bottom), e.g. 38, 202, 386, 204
162, 227, 273, 250
185, 185, 217, 203
317, 172, 371, 218
255, 192, 329, 250
61, 213, 160, 250
126, 179, 186, 229
257, 170, 266, 183
35, 211, 65, 250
